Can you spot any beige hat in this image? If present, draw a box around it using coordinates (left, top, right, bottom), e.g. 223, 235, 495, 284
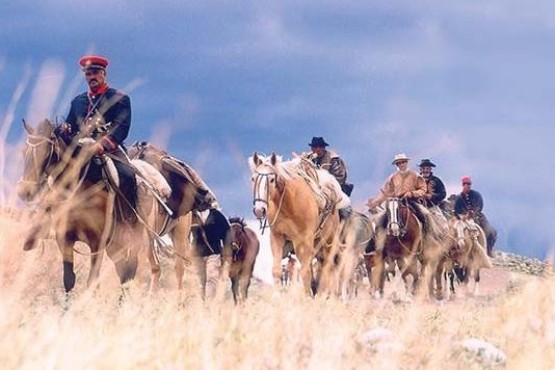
392, 153, 410, 165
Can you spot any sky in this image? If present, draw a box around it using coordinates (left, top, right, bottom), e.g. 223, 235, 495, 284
0, 1, 553, 259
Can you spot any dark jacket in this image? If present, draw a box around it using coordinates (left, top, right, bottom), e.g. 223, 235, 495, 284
423, 173, 447, 207
311, 150, 347, 185
454, 189, 484, 217
191, 209, 232, 257
65, 87, 131, 153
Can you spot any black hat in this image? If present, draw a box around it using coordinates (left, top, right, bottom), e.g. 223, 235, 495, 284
308, 137, 329, 147
419, 159, 436, 168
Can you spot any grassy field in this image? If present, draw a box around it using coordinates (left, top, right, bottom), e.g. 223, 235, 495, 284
1, 211, 554, 370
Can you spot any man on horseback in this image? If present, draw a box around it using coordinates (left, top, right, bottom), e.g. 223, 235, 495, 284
367, 153, 427, 210
366, 153, 446, 238
59, 55, 137, 222
306, 136, 353, 219
454, 177, 497, 258
419, 159, 447, 208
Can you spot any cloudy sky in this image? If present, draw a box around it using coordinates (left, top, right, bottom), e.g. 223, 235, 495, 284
1, 1, 553, 258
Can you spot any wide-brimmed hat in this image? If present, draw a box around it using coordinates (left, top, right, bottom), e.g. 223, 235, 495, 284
79, 55, 109, 71
419, 159, 436, 168
308, 137, 329, 147
392, 153, 410, 165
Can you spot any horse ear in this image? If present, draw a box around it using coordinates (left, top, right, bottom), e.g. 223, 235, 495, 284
270, 152, 277, 166
22, 119, 34, 135
251, 152, 263, 167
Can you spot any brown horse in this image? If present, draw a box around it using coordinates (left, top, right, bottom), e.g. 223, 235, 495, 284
224, 217, 260, 304
17, 119, 147, 292
128, 141, 217, 292
371, 198, 423, 297
249, 152, 340, 296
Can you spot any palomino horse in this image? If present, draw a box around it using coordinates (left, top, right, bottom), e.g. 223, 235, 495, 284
128, 141, 217, 292
17, 119, 148, 292
249, 152, 340, 296
371, 198, 423, 297
439, 216, 491, 298
225, 217, 260, 304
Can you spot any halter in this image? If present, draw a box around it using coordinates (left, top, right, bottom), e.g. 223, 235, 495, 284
20, 133, 57, 188
252, 169, 287, 232
385, 197, 422, 255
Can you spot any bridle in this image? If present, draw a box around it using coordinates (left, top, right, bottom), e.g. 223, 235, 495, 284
252, 167, 287, 232
20, 132, 57, 188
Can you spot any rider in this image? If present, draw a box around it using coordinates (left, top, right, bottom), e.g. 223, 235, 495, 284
454, 176, 497, 257
306, 136, 353, 219
366, 153, 448, 238
367, 153, 427, 211
59, 55, 137, 222
418, 159, 447, 208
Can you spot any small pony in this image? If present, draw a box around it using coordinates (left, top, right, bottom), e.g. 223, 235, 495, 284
226, 217, 260, 304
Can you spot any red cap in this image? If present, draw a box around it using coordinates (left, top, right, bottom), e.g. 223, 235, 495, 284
78, 55, 109, 70
461, 176, 472, 184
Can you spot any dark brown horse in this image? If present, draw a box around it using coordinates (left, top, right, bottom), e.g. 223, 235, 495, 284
128, 141, 217, 291
17, 119, 146, 292
224, 217, 260, 304
371, 198, 423, 297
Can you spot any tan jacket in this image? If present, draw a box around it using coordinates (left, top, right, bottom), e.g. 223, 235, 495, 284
373, 170, 427, 204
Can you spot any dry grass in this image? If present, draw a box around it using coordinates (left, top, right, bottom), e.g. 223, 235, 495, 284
1, 211, 554, 370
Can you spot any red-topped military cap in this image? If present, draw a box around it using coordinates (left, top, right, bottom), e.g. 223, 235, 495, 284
78, 55, 109, 71
461, 176, 472, 184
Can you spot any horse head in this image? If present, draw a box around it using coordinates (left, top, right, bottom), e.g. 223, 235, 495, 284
385, 198, 402, 237
17, 119, 60, 202
249, 152, 284, 220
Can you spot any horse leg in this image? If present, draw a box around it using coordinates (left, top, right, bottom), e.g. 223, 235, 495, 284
146, 238, 162, 293
57, 231, 77, 293
473, 268, 481, 296
270, 233, 286, 287
295, 238, 316, 296
370, 233, 386, 298
230, 276, 239, 304
172, 214, 192, 291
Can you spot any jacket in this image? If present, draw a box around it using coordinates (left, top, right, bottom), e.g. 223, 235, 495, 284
423, 173, 447, 206
65, 87, 131, 153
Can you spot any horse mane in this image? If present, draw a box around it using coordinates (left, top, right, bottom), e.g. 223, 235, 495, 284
229, 216, 247, 227
248, 152, 295, 182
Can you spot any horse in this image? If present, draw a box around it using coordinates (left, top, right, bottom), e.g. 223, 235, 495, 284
336, 210, 375, 301
128, 141, 217, 292
249, 152, 340, 296
439, 216, 491, 298
370, 198, 424, 298
17, 119, 149, 293
225, 217, 260, 304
